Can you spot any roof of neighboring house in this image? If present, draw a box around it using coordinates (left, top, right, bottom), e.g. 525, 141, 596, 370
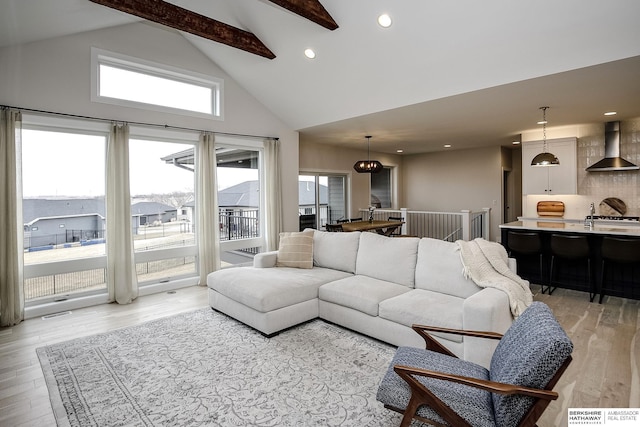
298, 181, 328, 206
218, 181, 260, 207
130, 202, 176, 216
23, 198, 105, 224
215, 180, 328, 208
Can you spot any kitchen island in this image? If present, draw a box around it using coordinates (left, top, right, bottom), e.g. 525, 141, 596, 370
500, 219, 640, 301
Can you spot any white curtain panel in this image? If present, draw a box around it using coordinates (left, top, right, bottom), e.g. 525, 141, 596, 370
264, 138, 283, 251
106, 122, 138, 304
196, 132, 220, 285
0, 109, 24, 326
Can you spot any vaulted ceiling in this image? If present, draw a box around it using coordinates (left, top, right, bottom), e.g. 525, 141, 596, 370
2, 0, 640, 154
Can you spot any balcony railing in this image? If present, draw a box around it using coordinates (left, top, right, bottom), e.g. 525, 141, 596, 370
358, 208, 491, 241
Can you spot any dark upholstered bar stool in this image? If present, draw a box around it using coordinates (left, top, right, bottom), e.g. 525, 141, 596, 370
550, 234, 594, 301
599, 237, 640, 304
506, 231, 545, 291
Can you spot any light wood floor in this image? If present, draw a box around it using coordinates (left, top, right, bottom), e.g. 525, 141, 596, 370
0, 285, 637, 426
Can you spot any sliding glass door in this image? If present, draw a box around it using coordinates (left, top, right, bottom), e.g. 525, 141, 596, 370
299, 174, 347, 230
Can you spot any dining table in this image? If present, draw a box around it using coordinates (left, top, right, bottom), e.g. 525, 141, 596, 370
339, 220, 404, 236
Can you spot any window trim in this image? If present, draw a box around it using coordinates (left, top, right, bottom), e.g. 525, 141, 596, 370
91, 48, 224, 120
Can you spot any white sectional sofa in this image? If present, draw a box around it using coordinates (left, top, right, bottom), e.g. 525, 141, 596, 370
207, 230, 520, 368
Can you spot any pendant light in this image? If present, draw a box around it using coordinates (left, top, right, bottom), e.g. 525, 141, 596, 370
531, 106, 560, 166
353, 135, 383, 173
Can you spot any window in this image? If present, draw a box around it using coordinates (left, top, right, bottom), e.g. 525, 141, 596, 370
371, 167, 392, 208
22, 123, 109, 303
216, 143, 263, 266
128, 136, 198, 284
92, 48, 223, 118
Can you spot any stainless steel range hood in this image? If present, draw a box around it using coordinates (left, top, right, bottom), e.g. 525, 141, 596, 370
586, 121, 639, 171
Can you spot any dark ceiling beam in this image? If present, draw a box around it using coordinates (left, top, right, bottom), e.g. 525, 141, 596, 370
89, 0, 276, 59
267, 0, 338, 30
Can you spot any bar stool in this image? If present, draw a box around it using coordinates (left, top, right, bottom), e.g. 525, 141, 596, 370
599, 237, 640, 304
549, 234, 594, 301
506, 231, 544, 291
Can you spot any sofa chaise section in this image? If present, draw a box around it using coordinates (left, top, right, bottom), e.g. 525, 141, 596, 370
207, 230, 361, 336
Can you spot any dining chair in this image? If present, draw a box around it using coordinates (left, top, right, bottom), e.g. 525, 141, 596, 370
388, 216, 404, 236
325, 223, 343, 232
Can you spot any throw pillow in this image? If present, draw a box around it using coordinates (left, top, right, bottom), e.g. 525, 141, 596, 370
276, 231, 314, 269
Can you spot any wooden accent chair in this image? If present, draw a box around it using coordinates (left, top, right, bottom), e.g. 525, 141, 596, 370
376, 302, 573, 427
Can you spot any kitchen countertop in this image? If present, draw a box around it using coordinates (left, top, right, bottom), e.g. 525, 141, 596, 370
500, 220, 640, 237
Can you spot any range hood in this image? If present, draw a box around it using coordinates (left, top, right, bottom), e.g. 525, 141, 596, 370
586, 121, 639, 171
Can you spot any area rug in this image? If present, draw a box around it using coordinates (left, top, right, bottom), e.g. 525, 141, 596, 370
37, 308, 407, 426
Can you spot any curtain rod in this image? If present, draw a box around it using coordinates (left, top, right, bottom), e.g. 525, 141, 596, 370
1, 104, 278, 141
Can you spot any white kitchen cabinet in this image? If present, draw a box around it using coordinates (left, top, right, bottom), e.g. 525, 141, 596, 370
522, 137, 577, 195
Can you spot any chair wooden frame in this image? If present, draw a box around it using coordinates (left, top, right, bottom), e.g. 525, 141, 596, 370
385, 324, 572, 427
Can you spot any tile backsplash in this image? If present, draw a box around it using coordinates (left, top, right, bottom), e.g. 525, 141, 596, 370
577, 118, 640, 216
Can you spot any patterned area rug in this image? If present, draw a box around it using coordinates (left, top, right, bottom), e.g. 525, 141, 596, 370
37, 308, 407, 426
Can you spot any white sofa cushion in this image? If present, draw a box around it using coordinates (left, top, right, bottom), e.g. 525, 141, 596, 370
355, 232, 420, 287
319, 275, 410, 317
378, 289, 465, 343
415, 238, 480, 298
276, 231, 314, 269
313, 230, 361, 273
207, 266, 351, 312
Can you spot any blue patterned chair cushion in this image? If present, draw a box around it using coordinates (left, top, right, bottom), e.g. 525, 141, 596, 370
376, 346, 495, 427
489, 302, 573, 427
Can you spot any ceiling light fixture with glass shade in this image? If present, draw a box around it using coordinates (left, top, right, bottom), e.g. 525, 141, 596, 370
531, 106, 559, 167
353, 135, 383, 173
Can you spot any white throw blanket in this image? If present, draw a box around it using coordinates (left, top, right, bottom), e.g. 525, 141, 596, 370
457, 238, 533, 317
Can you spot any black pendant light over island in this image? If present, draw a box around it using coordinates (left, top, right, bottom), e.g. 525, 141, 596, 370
531, 106, 560, 167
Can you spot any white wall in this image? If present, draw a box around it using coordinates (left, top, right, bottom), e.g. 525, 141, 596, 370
0, 22, 300, 231
402, 146, 503, 240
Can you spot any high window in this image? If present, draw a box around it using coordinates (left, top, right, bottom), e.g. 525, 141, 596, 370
92, 48, 223, 118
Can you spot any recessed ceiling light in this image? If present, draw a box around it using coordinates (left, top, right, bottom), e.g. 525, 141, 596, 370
604, 111, 617, 116
304, 48, 316, 59
396, 149, 403, 153
537, 120, 547, 125
377, 14, 392, 28
512, 141, 521, 145
444, 144, 451, 148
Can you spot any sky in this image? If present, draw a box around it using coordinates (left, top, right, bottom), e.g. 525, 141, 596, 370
21, 129, 257, 198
